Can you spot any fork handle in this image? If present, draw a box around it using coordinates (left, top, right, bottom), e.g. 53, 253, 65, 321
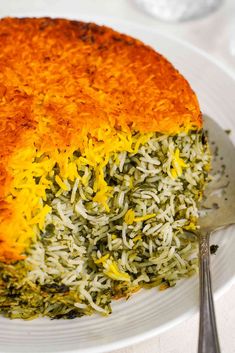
198, 233, 221, 353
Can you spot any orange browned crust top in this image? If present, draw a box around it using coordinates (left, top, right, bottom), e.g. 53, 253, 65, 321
0, 17, 202, 261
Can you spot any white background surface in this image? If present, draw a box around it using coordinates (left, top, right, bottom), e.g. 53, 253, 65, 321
0, 1, 235, 353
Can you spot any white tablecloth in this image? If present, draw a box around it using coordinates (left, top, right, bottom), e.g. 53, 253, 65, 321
0, 1, 234, 352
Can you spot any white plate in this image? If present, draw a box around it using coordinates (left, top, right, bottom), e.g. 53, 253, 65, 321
1, 16, 235, 353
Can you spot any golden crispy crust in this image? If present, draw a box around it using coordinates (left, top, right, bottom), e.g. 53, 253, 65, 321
0, 17, 201, 190
0, 17, 201, 261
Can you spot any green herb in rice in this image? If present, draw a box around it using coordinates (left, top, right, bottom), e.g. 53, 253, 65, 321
0, 131, 210, 319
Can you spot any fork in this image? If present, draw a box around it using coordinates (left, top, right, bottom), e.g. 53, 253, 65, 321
197, 115, 235, 353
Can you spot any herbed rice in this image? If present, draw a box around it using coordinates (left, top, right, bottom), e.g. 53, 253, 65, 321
0, 131, 210, 319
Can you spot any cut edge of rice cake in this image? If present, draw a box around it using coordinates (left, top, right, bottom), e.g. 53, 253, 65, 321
0, 130, 211, 319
